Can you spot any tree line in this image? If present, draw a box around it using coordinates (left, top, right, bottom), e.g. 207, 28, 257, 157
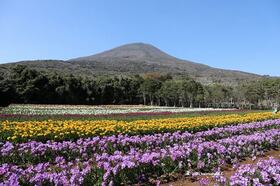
0, 65, 280, 109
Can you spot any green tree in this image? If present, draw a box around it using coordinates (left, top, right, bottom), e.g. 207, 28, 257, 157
140, 78, 162, 105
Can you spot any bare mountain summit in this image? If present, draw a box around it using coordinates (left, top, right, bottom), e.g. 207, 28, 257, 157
0, 43, 261, 85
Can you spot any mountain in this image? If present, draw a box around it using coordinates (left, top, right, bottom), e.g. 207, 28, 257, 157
69, 43, 211, 75
0, 43, 262, 85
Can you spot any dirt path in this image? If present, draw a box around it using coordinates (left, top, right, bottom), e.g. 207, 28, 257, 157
162, 150, 280, 186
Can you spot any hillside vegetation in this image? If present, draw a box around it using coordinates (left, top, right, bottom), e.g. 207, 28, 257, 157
0, 65, 279, 109
0, 43, 264, 85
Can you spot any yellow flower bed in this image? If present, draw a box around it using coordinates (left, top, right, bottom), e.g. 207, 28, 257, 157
1, 112, 280, 142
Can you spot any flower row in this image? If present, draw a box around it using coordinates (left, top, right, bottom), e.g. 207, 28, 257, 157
229, 157, 280, 185
1, 104, 234, 115
1, 123, 280, 185
1, 112, 279, 142
1, 119, 279, 165
213, 157, 280, 186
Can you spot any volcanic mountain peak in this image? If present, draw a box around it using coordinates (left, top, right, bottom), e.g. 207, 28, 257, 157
70, 42, 178, 62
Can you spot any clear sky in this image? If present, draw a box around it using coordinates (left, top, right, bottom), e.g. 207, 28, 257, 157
0, 0, 279, 76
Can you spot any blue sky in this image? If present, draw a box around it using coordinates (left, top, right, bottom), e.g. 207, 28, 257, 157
0, 0, 279, 76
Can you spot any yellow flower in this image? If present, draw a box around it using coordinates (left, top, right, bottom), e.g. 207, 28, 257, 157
1, 112, 279, 142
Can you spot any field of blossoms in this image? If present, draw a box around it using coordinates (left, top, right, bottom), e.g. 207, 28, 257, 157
1, 106, 280, 186
1, 104, 235, 115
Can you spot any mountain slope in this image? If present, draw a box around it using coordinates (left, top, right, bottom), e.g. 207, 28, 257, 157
68, 43, 260, 84
70, 43, 210, 72
0, 43, 262, 85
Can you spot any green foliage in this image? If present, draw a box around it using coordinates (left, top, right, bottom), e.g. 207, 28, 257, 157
0, 78, 15, 106
0, 65, 279, 109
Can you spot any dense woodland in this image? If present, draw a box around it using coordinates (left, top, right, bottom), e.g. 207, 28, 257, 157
0, 65, 280, 109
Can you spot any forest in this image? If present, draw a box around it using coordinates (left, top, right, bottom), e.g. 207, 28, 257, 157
0, 65, 279, 109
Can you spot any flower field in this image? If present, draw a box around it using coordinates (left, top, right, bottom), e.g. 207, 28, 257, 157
229, 157, 280, 185
1, 107, 280, 185
1, 104, 235, 115
1, 112, 279, 142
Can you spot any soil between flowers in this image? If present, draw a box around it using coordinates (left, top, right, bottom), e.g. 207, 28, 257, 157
162, 150, 280, 186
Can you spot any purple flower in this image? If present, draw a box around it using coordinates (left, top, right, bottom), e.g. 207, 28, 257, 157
199, 178, 210, 186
